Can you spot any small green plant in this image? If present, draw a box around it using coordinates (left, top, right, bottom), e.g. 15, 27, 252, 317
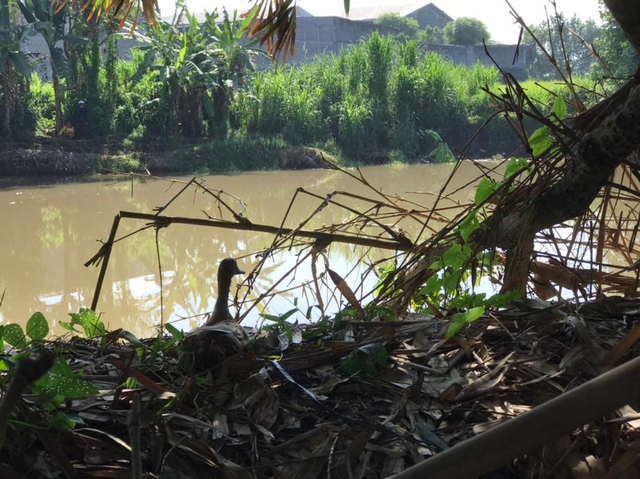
59, 308, 106, 338
260, 308, 298, 345
528, 96, 567, 157
340, 343, 388, 376
0, 311, 100, 435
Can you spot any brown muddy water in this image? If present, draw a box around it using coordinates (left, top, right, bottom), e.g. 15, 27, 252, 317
0, 162, 498, 337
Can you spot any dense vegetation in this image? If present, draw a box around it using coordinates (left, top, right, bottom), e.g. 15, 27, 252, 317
373, 12, 441, 44
0, 2, 630, 173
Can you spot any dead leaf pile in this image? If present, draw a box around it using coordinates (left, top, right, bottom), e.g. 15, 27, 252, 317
2, 297, 640, 478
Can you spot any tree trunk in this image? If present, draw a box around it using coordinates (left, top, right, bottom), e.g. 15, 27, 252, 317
52, 71, 63, 135
394, 17, 640, 302
2, 63, 15, 134
605, 0, 640, 54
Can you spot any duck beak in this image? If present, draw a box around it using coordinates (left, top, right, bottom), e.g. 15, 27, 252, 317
235, 265, 245, 275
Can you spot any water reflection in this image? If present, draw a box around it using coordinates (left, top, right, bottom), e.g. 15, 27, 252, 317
0, 163, 493, 337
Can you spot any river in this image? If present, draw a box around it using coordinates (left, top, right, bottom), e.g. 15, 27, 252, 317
0, 162, 497, 338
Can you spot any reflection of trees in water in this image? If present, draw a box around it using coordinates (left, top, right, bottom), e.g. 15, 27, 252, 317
1, 163, 490, 336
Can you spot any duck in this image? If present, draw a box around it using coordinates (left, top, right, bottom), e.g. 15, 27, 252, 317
206, 257, 245, 325
181, 258, 247, 372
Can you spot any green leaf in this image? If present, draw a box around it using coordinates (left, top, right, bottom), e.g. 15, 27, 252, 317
359, 343, 388, 367
445, 321, 466, 339
528, 125, 552, 157
450, 292, 486, 310
47, 412, 79, 433
340, 343, 388, 376
424, 129, 443, 143
551, 95, 567, 120
16, 0, 36, 24
239, 4, 258, 32
26, 312, 49, 340
177, 41, 187, 67
442, 244, 469, 270
344, 0, 350, 15
59, 34, 87, 45
452, 306, 485, 324
65, 308, 106, 338
503, 157, 529, 180
420, 275, 442, 296
165, 323, 184, 340
260, 313, 283, 323
485, 290, 519, 309
475, 178, 501, 206
34, 358, 99, 399
8, 51, 32, 77
4, 324, 27, 348
459, 211, 480, 243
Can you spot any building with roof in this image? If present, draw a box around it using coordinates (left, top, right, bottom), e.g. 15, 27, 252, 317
340, 1, 452, 30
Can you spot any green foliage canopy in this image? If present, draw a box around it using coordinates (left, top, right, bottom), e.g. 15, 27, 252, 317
593, 0, 640, 78
374, 13, 419, 38
525, 14, 600, 79
442, 17, 490, 46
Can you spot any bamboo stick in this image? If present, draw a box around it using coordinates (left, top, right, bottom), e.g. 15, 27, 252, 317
118, 211, 414, 251
389, 354, 640, 479
90, 215, 122, 311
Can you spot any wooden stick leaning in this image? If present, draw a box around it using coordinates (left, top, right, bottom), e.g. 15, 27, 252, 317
389, 354, 640, 479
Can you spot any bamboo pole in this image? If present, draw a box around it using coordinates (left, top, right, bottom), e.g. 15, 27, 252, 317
118, 211, 414, 251
389, 354, 640, 479
90, 215, 121, 311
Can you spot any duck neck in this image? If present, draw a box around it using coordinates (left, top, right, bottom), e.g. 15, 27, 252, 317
215, 273, 233, 313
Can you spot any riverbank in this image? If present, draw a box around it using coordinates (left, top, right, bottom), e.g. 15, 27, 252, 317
0, 133, 510, 177
0, 135, 286, 177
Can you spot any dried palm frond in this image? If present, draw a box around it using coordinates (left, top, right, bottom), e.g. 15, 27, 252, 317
76, 0, 351, 61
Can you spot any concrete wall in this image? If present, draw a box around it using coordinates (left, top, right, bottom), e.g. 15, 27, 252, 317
292, 16, 396, 62
422, 43, 530, 79
21, 32, 52, 80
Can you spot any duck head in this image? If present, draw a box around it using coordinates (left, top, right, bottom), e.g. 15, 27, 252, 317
218, 258, 245, 280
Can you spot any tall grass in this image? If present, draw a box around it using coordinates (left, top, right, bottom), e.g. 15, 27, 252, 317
229, 34, 504, 161
228, 34, 594, 162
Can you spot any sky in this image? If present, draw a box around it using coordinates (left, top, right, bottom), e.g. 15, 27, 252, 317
155, 0, 603, 44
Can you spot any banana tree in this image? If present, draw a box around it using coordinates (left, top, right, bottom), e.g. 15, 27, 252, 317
210, 8, 265, 87
0, 0, 33, 134
17, 0, 85, 133
132, 9, 224, 136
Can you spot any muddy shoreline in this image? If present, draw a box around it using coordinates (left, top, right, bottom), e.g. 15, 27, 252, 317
0, 136, 499, 177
